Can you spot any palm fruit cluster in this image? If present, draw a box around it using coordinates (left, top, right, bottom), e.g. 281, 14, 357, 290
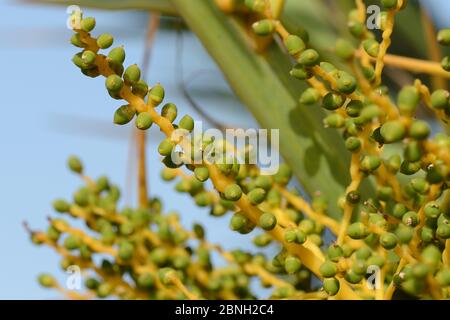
30, 1, 450, 300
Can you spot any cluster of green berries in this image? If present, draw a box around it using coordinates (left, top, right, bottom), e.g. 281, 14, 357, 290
32, 7, 450, 300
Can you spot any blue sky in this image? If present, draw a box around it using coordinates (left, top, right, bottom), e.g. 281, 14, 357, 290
1, 0, 449, 299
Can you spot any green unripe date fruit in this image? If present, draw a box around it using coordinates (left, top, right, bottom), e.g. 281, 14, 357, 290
132, 80, 149, 98
322, 92, 344, 110
382, 0, 398, 9
97, 33, 114, 49
118, 241, 134, 260
70, 33, 83, 48
290, 64, 312, 80
424, 202, 440, 219
53, 199, 70, 213
105, 75, 123, 92
252, 19, 275, 36
158, 139, 175, 157
68, 156, 83, 174
284, 35, 305, 56
437, 29, 450, 46
363, 39, 379, 57
380, 232, 398, 249
409, 120, 430, 140
194, 167, 209, 182
441, 56, 450, 71
324, 114, 345, 128
64, 235, 81, 250
179, 115, 195, 132
224, 184, 243, 201
319, 260, 338, 278
431, 89, 449, 109
335, 71, 357, 94
259, 212, 277, 231
398, 86, 419, 116
402, 211, 419, 227
360, 155, 381, 172
335, 38, 355, 60
149, 84, 165, 106
323, 278, 340, 296
80, 17, 96, 32
300, 88, 321, 105
123, 64, 141, 85
348, 222, 369, 239
380, 120, 406, 143
38, 274, 56, 288
114, 105, 135, 125
284, 256, 302, 274
108, 46, 126, 65
298, 49, 320, 66
135, 112, 153, 130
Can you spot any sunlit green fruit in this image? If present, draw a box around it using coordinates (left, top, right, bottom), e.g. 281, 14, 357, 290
67, 156, 83, 174
335, 71, 357, 94
64, 235, 82, 250
107, 46, 126, 65
113, 104, 135, 125
97, 283, 112, 298
158, 138, 175, 156
410, 178, 429, 194
70, 33, 83, 48
298, 49, 320, 66
437, 29, 450, 46
299, 88, 321, 105
346, 100, 363, 117
123, 64, 141, 85
442, 56, 450, 72
179, 115, 194, 132
380, 120, 406, 143
259, 212, 277, 231
362, 39, 379, 57
360, 155, 381, 172
137, 273, 155, 289
80, 17, 96, 32
51, 201, 69, 217
285, 256, 302, 274
437, 223, 450, 239
224, 184, 243, 201
252, 19, 275, 36
105, 74, 123, 92
161, 103, 177, 122
323, 278, 340, 296
335, 38, 355, 60
424, 202, 440, 219
400, 160, 421, 175
345, 269, 363, 284
409, 120, 430, 140
285, 35, 305, 56
118, 241, 134, 260
380, 232, 398, 250
402, 211, 419, 227
135, 112, 153, 130
431, 89, 450, 109
396, 224, 414, 244
132, 80, 149, 98
319, 260, 338, 278
398, 86, 419, 116
381, 0, 398, 9
194, 167, 209, 182
421, 245, 441, 268
97, 33, 114, 49
324, 114, 345, 128
322, 92, 344, 110
348, 222, 369, 239
38, 274, 56, 288
290, 64, 312, 80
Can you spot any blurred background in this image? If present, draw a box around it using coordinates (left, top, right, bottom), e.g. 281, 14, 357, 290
0, 0, 448, 299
